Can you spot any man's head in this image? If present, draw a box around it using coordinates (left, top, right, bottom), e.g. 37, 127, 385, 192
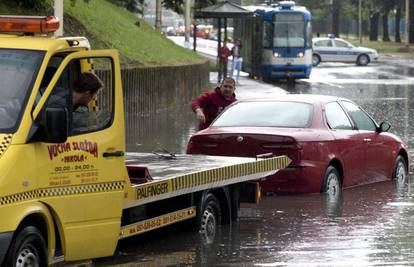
220, 77, 236, 100
72, 72, 103, 106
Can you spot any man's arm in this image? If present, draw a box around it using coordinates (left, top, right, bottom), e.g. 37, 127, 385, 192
191, 92, 211, 125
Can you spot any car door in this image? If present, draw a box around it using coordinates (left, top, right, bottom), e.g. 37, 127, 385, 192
32, 50, 126, 260
314, 39, 335, 61
324, 101, 366, 187
333, 39, 355, 62
341, 101, 391, 182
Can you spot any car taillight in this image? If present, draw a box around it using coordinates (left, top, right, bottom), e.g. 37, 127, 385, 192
187, 140, 217, 154
261, 142, 302, 163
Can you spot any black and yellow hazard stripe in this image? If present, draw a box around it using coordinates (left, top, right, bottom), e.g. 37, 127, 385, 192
119, 206, 196, 239
129, 155, 291, 207
0, 134, 12, 158
0, 181, 124, 206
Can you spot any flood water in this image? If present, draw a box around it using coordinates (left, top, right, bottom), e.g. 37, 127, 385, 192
101, 59, 414, 266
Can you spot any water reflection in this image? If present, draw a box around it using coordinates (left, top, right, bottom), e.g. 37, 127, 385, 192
94, 180, 414, 266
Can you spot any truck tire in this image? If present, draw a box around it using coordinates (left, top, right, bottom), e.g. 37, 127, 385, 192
5, 226, 47, 267
198, 193, 221, 244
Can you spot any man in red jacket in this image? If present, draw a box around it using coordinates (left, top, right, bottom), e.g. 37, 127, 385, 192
191, 77, 237, 130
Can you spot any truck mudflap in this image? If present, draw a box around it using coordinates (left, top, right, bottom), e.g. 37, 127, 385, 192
0, 231, 13, 266
125, 153, 291, 208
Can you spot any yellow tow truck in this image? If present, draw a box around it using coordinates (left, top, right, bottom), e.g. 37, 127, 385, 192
0, 16, 291, 266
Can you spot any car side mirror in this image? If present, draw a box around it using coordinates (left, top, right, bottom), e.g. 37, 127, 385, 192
45, 107, 69, 143
378, 121, 391, 133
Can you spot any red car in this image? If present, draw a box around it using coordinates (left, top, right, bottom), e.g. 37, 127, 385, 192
187, 94, 409, 195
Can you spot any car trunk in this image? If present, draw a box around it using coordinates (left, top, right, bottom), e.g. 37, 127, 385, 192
187, 129, 302, 164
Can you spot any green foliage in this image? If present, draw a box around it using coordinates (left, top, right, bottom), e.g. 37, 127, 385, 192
11, 0, 51, 10
63, 0, 203, 65
110, 0, 145, 15
162, 0, 217, 14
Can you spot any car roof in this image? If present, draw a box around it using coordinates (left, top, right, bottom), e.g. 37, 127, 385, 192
312, 37, 346, 42
237, 94, 348, 105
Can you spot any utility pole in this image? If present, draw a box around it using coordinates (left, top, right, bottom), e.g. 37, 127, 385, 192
155, 0, 162, 32
358, 0, 362, 44
406, 0, 410, 50
184, 0, 191, 48
54, 0, 63, 36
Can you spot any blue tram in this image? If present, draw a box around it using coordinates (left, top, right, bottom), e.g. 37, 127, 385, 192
240, 1, 312, 80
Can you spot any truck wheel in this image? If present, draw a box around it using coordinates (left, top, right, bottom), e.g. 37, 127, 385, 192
5, 226, 47, 267
199, 194, 221, 244
393, 155, 408, 190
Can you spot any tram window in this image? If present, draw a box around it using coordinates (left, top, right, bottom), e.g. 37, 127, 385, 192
263, 21, 272, 48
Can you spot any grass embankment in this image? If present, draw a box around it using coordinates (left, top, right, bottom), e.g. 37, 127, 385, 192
0, 0, 204, 66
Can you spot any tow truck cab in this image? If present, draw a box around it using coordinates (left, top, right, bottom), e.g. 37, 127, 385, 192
0, 16, 291, 266
0, 16, 128, 264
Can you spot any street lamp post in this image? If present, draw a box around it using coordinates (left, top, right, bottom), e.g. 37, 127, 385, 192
155, 0, 162, 32
184, 0, 191, 48
54, 0, 63, 36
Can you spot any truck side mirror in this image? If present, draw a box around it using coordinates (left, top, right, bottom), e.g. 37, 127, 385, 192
45, 107, 68, 143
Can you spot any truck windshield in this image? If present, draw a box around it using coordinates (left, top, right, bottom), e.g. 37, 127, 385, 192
0, 49, 44, 132
273, 13, 305, 48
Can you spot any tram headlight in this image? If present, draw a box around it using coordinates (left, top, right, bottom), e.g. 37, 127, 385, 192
273, 52, 281, 58
297, 52, 304, 58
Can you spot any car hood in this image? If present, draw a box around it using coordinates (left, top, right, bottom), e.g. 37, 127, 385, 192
355, 46, 378, 54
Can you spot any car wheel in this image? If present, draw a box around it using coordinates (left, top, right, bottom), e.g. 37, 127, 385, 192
393, 155, 408, 189
198, 193, 221, 244
312, 54, 321, 66
322, 166, 341, 197
5, 226, 48, 267
357, 54, 369, 66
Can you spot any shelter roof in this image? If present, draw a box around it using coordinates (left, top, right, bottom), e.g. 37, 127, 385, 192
194, 1, 254, 18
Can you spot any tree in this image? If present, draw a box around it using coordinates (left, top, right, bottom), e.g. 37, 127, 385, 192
11, 0, 51, 10
110, 0, 146, 15
162, 0, 217, 14
331, 0, 342, 36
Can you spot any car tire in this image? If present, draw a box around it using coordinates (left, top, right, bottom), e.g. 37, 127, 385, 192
198, 193, 221, 244
356, 54, 369, 66
312, 54, 321, 66
393, 155, 408, 189
5, 226, 48, 267
322, 166, 341, 197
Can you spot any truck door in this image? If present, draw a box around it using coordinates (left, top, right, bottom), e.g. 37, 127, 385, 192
31, 50, 126, 261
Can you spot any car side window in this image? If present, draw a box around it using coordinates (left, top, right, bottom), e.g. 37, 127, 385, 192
325, 102, 353, 130
342, 101, 377, 131
335, 40, 349, 48
315, 40, 332, 47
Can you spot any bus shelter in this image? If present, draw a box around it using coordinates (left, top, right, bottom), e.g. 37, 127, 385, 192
194, 1, 253, 81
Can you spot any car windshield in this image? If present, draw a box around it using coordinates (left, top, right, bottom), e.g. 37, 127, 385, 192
0, 49, 44, 132
212, 101, 313, 127
273, 13, 305, 48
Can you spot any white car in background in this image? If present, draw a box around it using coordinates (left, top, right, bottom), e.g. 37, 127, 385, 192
312, 36, 379, 66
